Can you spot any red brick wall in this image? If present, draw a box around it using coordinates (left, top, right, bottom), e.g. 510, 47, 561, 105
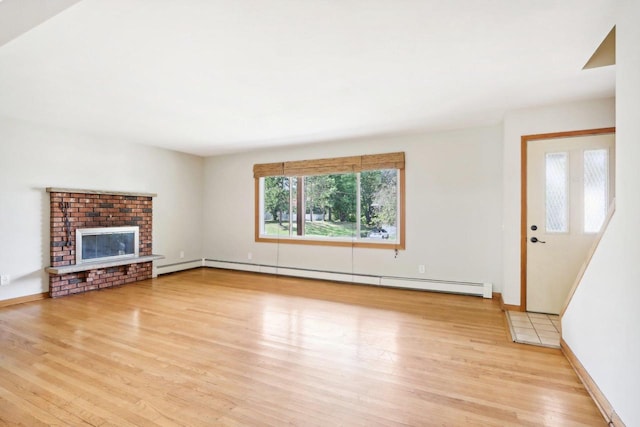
48, 192, 153, 297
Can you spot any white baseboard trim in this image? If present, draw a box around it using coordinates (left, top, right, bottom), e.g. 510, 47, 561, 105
156, 259, 203, 275
203, 259, 492, 298
380, 276, 492, 297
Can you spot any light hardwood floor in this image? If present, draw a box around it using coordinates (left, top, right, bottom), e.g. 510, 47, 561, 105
0, 268, 604, 426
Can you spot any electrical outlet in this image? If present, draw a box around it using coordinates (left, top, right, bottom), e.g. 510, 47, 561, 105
247, 252, 253, 260
418, 265, 425, 274
179, 251, 185, 259
0, 274, 10, 286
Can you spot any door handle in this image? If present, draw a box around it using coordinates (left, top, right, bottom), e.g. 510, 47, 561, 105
530, 237, 546, 243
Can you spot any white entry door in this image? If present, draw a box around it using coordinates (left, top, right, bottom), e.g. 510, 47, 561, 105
526, 133, 615, 314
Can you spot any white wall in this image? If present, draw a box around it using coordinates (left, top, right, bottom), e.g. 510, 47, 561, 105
0, 117, 204, 301
563, 1, 640, 425
203, 125, 503, 289
501, 98, 615, 306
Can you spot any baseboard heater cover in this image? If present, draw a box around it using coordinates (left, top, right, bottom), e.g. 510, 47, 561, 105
156, 259, 203, 275
203, 259, 492, 298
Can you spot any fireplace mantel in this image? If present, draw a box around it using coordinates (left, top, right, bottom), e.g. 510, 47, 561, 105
46, 187, 157, 197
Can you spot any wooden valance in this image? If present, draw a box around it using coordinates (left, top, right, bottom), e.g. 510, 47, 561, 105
252, 162, 284, 178
253, 152, 405, 178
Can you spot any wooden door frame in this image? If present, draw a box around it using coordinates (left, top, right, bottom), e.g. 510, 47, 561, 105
519, 127, 615, 311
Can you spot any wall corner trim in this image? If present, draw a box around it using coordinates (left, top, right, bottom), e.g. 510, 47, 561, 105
495, 292, 523, 311
560, 338, 625, 427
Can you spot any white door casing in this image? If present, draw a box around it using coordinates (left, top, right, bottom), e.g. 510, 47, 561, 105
526, 133, 615, 314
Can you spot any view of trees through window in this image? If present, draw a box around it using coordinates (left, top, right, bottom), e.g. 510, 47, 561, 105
261, 169, 398, 242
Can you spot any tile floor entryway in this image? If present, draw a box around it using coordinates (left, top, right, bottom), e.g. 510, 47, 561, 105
506, 311, 561, 348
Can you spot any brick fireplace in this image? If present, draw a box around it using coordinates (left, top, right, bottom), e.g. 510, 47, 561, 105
46, 188, 161, 298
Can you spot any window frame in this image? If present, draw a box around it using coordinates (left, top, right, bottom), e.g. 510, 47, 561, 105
254, 153, 405, 250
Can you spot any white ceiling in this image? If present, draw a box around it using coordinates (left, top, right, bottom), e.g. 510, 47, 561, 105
0, 0, 616, 156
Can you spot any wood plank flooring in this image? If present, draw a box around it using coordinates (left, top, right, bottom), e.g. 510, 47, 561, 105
0, 268, 604, 426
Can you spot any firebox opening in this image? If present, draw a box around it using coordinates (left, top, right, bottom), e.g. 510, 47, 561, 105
76, 226, 140, 264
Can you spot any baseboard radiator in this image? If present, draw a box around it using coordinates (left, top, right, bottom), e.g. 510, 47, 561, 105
155, 259, 203, 276
200, 259, 492, 298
